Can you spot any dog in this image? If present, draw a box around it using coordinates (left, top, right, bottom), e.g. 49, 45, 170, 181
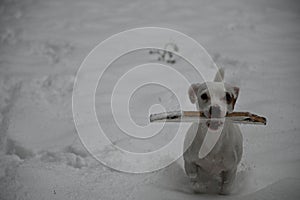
183, 68, 243, 195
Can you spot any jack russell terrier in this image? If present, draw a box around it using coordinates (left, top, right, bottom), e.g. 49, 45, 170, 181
183, 68, 243, 195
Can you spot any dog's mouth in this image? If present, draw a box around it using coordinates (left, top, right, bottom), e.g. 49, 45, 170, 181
203, 110, 227, 130
206, 120, 223, 131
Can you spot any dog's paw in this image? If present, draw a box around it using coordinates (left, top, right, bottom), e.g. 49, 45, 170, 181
219, 188, 231, 195
219, 182, 233, 195
191, 181, 208, 194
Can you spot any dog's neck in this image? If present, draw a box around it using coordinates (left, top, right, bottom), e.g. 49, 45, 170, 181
195, 120, 236, 159
197, 120, 234, 140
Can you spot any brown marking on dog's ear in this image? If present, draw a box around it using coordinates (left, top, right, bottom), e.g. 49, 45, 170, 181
188, 84, 200, 104
232, 87, 240, 109
233, 87, 239, 97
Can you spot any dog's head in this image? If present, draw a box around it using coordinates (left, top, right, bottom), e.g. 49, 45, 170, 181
188, 69, 239, 130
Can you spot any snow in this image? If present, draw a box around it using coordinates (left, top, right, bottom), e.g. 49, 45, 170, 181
1, 0, 300, 199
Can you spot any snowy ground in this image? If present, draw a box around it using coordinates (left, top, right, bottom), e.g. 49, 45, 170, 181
1, 0, 300, 199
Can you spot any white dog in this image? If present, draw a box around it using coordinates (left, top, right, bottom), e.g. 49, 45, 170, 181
183, 69, 243, 195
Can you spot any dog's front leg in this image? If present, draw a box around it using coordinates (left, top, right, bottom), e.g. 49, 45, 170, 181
219, 168, 237, 195
184, 160, 198, 179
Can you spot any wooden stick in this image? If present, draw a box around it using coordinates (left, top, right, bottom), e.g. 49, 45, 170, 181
149, 111, 267, 125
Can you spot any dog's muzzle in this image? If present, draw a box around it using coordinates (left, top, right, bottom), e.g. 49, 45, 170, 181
205, 105, 224, 130
208, 105, 221, 118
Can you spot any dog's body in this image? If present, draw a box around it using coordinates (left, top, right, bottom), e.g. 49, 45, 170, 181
183, 69, 243, 194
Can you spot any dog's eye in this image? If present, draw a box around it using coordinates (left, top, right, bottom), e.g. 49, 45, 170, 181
200, 93, 209, 101
225, 92, 232, 103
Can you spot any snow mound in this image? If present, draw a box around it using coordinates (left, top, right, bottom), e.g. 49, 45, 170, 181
5, 139, 35, 159
39, 151, 87, 169
0, 153, 22, 179
7, 75, 76, 152
37, 139, 91, 169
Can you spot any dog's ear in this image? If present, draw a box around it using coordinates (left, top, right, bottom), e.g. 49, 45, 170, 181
214, 68, 224, 82
188, 83, 200, 104
232, 86, 239, 109
233, 87, 239, 97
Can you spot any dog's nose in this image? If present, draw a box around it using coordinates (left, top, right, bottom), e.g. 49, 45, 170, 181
209, 105, 221, 118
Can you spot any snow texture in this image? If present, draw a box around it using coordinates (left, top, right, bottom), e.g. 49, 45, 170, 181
0, 0, 300, 199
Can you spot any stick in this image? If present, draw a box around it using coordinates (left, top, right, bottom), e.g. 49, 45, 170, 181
149, 111, 267, 125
